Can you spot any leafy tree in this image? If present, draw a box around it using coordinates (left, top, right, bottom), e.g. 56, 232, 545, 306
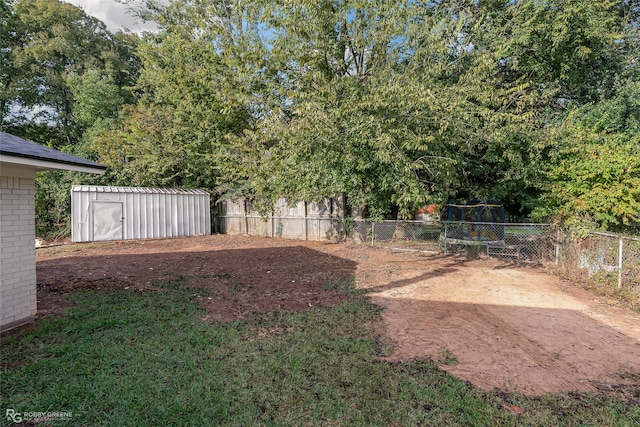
86, 0, 266, 193
116, 1, 553, 219
223, 0, 546, 218
1, 0, 18, 116
450, 0, 640, 218
532, 81, 640, 230
68, 69, 123, 129
8, 0, 639, 235
105, 0, 640, 225
1, 0, 141, 238
473, 0, 632, 104
2, 0, 139, 147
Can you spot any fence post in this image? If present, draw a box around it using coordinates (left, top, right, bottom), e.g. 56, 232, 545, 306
304, 202, 308, 241
243, 200, 249, 235
618, 237, 623, 289
444, 222, 448, 254
371, 222, 375, 247
555, 228, 561, 265
317, 217, 320, 241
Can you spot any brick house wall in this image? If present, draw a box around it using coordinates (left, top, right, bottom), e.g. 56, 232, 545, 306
1, 131, 105, 331
0, 169, 37, 330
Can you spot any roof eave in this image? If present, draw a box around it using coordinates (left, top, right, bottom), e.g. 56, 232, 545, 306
0, 154, 107, 175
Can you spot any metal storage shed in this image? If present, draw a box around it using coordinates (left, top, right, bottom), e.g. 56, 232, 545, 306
71, 186, 210, 242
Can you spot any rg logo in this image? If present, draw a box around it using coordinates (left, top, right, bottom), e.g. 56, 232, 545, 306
5, 408, 22, 423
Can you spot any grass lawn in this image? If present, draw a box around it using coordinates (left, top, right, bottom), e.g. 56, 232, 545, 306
1, 276, 638, 426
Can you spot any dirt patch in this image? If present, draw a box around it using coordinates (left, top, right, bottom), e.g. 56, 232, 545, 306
34, 235, 640, 395
36, 235, 355, 322
364, 257, 640, 395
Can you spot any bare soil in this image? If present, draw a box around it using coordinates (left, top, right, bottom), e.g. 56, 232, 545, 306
34, 235, 640, 395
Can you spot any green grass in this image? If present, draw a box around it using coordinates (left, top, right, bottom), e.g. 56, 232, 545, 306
503, 227, 545, 236
1, 277, 639, 426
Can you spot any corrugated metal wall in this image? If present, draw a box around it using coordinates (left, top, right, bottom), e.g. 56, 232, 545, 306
71, 186, 210, 242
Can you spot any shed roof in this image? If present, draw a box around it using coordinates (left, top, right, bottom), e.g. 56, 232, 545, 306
0, 132, 106, 174
71, 185, 209, 195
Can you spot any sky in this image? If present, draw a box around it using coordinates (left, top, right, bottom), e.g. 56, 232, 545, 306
63, 0, 158, 33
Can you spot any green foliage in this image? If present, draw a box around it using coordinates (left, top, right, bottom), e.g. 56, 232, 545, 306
480, 0, 628, 103
83, 0, 259, 192
68, 69, 123, 129
227, 0, 549, 218
533, 81, 640, 230
88, 104, 212, 188
34, 171, 72, 239
86, 35, 251, 189
1, 0, 140, 238
4, 0, 640, 232
34, 167, 105, 240
2, 0, 139, 147
0, 0, 19, 113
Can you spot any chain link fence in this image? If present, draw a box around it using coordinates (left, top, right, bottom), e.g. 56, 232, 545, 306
442, 222, 555, 261
348, 220, 554, 260
216, 215, 638, 294
350, 220, 442, 251
556, 230, 640, 293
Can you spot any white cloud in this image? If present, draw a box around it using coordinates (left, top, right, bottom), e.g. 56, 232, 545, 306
63, 0, 158, 33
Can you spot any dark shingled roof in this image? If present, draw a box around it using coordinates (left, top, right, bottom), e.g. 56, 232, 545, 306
0, 132, 106, 170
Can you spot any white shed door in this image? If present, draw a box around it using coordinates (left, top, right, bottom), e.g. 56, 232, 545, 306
93, 201, 124, 241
